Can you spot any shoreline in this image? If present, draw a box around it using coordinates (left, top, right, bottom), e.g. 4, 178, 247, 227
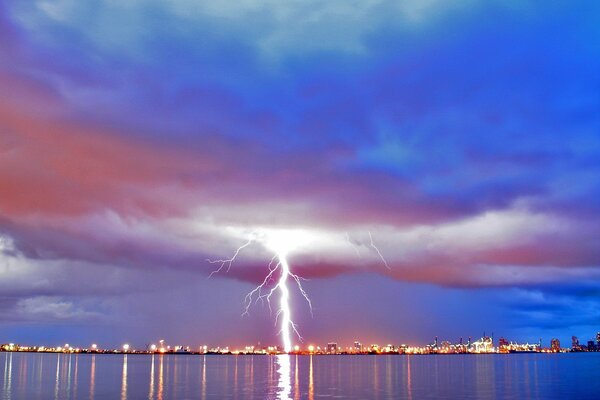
0, 350, 583, 356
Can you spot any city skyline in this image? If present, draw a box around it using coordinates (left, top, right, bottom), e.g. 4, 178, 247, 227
1, 1, 600, 351
3, 328, 600, 355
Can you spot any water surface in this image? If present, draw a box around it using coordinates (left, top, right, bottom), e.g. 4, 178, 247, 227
1, 352, 599, 399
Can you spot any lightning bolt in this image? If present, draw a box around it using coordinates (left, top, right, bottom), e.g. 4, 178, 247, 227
368, 231, 391, 270
206, 235, 255, 278
208, 229, 388, 352
277, 253, 294, 353
347, 231, 390, 270
208, 233, 312, 353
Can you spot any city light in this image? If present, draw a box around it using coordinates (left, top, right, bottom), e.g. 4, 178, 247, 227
2, 330, 600, 356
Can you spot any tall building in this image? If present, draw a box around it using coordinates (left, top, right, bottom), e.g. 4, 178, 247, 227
596, 332, 600, 346
588, 340, 596, 352
353, 341, 362, 353
326, 343, 338, 354
572, 336, 580, 351
551, 338, 560, 352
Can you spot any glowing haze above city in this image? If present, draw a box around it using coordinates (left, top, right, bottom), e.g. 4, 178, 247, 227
0, 1, 599, 349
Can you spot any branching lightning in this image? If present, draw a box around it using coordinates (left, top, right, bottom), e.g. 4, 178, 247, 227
206, 235, 255, 278
347, 231, 391, 270
208, 229, 389, 353
368, 231, 391, 270
207, 231, 312, 353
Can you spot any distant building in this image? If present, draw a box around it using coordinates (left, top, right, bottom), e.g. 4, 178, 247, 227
596, 332, 600, 347
353, 341, 362, 352
587, 341, 596, 352
572, 336, 580, 351
498, 338, 509, 353
326, 343, 338, 354
551, 338, 560, 352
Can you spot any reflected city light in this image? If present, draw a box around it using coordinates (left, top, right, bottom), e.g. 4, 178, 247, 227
149, 355, 155, 400
3, 353, 13, 400
250, 355, 254, 394
201, 355, 206, 400
234, 357, 238, 396
66, 355, 72, 396
308, 355, 314, 400
37, 354, 43, 396
294, 355, 299, 400
54, 354, 60, 400
121, 355, 128, 400
157, 355, 164, 400
90, 355, 96, 400
275, 354, 292, 400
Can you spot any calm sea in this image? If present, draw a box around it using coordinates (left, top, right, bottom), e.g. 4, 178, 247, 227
1, 352, 599, 399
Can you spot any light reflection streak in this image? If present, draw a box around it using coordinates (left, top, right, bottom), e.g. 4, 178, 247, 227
54, 354, 60, 400
3, 353, 13, 400
234, 356, 238, 396
294, 355, 299, 400
148, 355, 155, 400
275, 354, 292, 400
201, 355, 206, 400
157, 355, 164, 400
66, 354, 72, 397
244, 355, 251, 396
121, 355, 128, 400
308, 355, 314, 400
2, 354, 6, 393
90, 355, 96, 400
268, 355, 274, 395
250, 356, 254, 396
8, 353, 13, 397
18, 353, 26, 394
38, 354, 43, 397
73, 355, 79, 399
17, 357, 27, 392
